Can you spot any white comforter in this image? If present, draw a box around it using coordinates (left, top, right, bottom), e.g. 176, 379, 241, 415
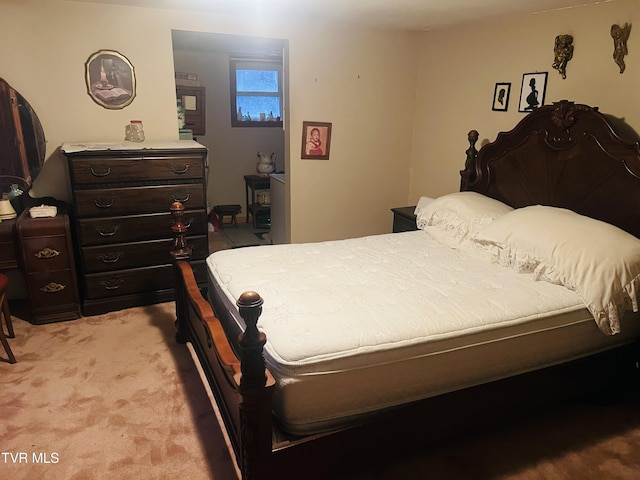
207, 230, 584, 371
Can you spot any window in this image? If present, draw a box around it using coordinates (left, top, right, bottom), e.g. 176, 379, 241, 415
230, 57, 283, 127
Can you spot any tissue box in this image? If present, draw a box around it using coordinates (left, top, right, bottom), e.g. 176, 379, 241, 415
29, 205, 58, 218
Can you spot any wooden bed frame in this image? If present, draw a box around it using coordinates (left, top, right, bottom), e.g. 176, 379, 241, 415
171, 100, 640, 480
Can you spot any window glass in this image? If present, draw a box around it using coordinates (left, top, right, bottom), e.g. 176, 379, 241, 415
236, 96, 281, 120
231, 58, 283, 127
236, 69, 278, 93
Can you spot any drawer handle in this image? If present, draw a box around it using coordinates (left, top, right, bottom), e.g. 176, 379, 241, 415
90, 166, 112, 177
171, 193, 191, 203
41, 282, 66, 293
35, 248, 61, 259
100, 278, 124, 290
94, 198, 114, 208
170, 163, 191, 174
97, 252, 124, 264
96, 225, 119, 237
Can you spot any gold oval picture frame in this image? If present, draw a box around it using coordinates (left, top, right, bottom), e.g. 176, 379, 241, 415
85, 49, 136, 109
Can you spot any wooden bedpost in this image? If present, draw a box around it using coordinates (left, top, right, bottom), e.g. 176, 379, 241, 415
170, 201, 192, 344
237, 292, 267, 388
460, 129, 479, 191
170, 201, 192, 260
237, 291, 273, 480
169, 202, 275, 479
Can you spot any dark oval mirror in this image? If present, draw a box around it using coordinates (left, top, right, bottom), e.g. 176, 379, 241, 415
0, 76, 46, 195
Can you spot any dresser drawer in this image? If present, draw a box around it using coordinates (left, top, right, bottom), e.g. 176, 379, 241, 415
17, 214, 68, 237
83, 260, 209, 300
74, 183, 206, 217
70, 154, 206, 185
21, 235, 71, 272
83, 264, 176, 299
77, 210, 207, 246
26, 270, 79, 308
81, 235, 208, 273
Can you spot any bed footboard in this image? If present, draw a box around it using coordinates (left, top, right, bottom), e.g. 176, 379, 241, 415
170, 201, 276, 480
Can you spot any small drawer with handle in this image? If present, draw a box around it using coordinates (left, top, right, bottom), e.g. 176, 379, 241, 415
74, 184, 205, 217
70, 155, 206, 185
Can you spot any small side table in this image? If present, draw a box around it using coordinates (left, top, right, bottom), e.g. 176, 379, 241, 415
391, 206, 418, 233
16, 210, 81, 324
244, 174, 271, 229
214, 204, 241, 228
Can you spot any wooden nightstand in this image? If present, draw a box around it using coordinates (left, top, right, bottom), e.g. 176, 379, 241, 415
391, 206, 418, 233
16, 209, 81, 324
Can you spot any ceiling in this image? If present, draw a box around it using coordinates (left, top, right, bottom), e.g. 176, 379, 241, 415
76, 0, 606, 32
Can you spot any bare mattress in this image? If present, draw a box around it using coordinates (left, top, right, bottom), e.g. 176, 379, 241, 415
206, 228, 640, 436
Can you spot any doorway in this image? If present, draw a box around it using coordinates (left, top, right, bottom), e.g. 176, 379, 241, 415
171, 30, 287, 248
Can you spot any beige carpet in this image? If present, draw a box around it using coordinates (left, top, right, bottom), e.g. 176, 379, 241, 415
0, 302, 238, 480
209, 224, 271, 253
2, 303, 640, 479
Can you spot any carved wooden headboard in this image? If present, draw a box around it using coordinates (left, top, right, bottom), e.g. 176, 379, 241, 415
460, 100, 640, 238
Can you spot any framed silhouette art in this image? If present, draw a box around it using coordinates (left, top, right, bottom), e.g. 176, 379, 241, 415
518, 72, 547, 113
492, 83, 511, 111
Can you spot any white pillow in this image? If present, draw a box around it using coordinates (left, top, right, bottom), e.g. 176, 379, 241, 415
413, 196, 435, 215
473, 205, 640, 335
416, 191, 513, 241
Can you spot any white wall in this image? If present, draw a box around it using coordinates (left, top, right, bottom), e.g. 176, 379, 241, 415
0, 0, 417, 244
1, 1, 190, 201
410, 0, 640, 202
4, 1, 636, 244
286, 25, 417, 241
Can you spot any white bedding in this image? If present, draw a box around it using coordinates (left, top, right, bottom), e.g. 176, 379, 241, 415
206, 229, 640, 435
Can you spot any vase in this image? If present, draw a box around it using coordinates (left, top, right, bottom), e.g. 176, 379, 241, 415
256, 152, 276, 174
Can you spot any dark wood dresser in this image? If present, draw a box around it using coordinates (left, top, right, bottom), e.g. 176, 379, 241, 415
16, 209, 81, 323
62, 141, 209, 316
0, 218, 18, 270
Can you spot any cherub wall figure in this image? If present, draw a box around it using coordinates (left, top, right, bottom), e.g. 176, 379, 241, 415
611, 23, 631, 74
552, 34, 574, 79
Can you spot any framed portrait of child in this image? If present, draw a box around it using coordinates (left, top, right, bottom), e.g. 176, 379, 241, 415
301, 121, 332, 160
